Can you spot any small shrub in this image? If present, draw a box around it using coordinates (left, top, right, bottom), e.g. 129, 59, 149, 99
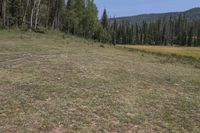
99, 44, 105, 48
33, 27, 47, 34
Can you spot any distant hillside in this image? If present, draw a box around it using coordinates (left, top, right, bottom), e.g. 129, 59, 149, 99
114, 8, 200, 24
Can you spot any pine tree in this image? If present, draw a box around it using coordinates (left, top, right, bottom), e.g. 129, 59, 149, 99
162, 24, 166, 45
188, 26, 193, 46
65, 0, 76, 34
197, 25, 200, 46
74, 0, 85, 35
101, 9, 109, 30
111, 18, 118, 45
142, 21, 147, 44
135, 23, 139, 44
84, 0, 99, 38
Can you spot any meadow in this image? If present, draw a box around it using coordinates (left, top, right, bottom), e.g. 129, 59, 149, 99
0, 30, 199, 132
118, 45, 200, 59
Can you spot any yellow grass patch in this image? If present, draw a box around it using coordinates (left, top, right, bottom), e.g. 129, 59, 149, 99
118, 45, 200, 59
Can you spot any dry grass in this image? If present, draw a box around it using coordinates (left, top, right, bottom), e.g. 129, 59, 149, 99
118, 45, 200, 59
0, 30, 200, 132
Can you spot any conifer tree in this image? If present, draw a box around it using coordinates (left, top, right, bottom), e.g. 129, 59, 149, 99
197, 25, 200, 46
101, 9, 109, 30
135, 23, 139, 44
188, 26, 193, 46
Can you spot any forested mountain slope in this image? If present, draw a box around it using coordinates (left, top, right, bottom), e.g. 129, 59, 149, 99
115, 8, 200, 24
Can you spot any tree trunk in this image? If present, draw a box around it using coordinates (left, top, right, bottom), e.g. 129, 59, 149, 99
34, 0, 41, 29
22, 0, 30, 26
2, 0, 6, 26
30, 0, 36, 29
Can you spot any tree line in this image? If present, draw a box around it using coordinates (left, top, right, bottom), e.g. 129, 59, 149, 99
0, 0, 64, 29
0, 0, 200, 46
107, 14, 200, 46
0, 0, 110, 42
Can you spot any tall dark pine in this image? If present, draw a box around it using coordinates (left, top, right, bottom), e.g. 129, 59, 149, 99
197, 26, 200, 46
111, 18, 118, 45
101, 9, 109, 30
188, 26, 193, 46
135, 23, 139, 44
161, 24, 166, 45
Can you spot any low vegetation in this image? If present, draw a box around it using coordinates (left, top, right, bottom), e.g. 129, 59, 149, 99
119, 45, 200, 59
0, 30, 199, 132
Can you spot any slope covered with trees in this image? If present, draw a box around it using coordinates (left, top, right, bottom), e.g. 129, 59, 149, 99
109, 14, 200, 46
0, 0, 110, 42
114, 8, 200, 24
108, 15, 200, 46
0, 1, 200, 46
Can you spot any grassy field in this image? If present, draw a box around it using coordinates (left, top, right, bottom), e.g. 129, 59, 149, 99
118, 45, 200, 59
0, 30, 200, 132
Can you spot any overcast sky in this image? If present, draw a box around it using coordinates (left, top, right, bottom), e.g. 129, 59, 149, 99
94, 0, 200, 17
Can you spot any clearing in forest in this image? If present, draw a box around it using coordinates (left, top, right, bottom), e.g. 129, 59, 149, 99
0, 30, 200, 132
